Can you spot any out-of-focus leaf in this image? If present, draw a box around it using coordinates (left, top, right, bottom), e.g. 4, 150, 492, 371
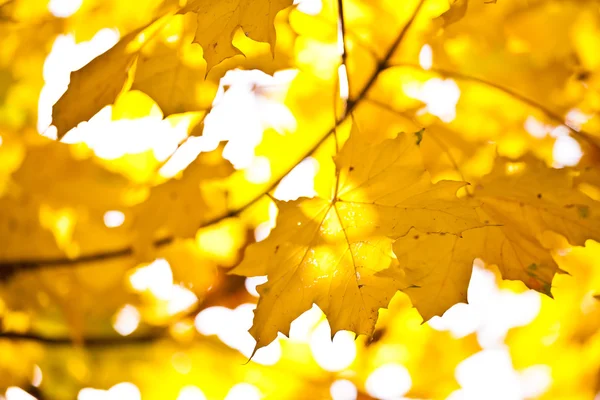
179, 0, 293, 71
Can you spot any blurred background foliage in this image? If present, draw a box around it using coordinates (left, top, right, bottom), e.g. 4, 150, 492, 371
0, 0, 600, 399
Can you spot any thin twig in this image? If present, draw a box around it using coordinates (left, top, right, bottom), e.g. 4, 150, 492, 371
347, 0, 426, 111
393, 62, 600, 150
333, 0, 350, 152
337, 0, 350, 110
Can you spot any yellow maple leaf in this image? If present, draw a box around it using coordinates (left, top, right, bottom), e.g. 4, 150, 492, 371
131, 149, 233, 256
51, 26, 145, 138
132, 41, 209, 116
233, 126, 482, 350
179, 0, 293, 71
0, 136, 133, 261
475, 157, 600, 290
382, 229, 479, 321
384, 156, 600, 322
51, 13, 199, 137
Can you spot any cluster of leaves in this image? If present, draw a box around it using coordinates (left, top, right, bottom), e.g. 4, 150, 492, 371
1, 0, 600, 398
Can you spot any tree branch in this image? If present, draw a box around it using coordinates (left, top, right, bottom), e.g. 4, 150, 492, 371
0, 275, 248, 346
0, 331, 165, 346
347, 0, 425, 111
0, 0, 426, 279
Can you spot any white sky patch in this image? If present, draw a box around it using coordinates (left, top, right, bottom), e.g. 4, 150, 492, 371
419, 44, 433, 70
338, 64, 349, 101
195, 306, 231, 336
103, 210, 125, 228
519, 365, 552, 399
5, 388, 37, 400
194, 304, 282, 365
550, 125, 570, 138
565, 108, 592, 130
274, 157, 319, 201
330, 380, 358, 400
159, 136, 204, 179
31, 365, 42, 388
39, 29, 120, 135
245, 276, 268, 297
112, 304, 141, 336
129, 258, 174, 300
48, 0, 83, 18
166, 285, 198, 315
254, 222, 274, 242
428, 265, 541, 348
128, 262, 196, 315
309, 320, 356, 371
244, 156, 272, 184
404, 78, 461, 123
294, 0, 322, 15
201, 69, 297, 170
337, 19, 345, 56
62, 112, 189, 162
553, 135, 583, 167
177, 386, 207, 400
524, 116, 554, 139
77, 388, 107, 400
224, 384, 261, 400
365, 363, 412, 399
107, 383, 141, 400
449, 348, 551, 400
289, 304, 324, 342
77, 383, 141, 400
253, 157, 319, 241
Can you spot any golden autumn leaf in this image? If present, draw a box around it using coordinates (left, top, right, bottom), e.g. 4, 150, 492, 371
475, 157, 600, 290
233, 126, 482, 349
50, 13, 208, 138
131, 149, 233, 256
382, 229, 478, 321
131, 41, 209, 116
0, 136, 133, 261
179, 0, 293, 71
506, 240, 600, 399
51, 25, 148, 137
50, 7, 295, 138
383, 155, 600, 321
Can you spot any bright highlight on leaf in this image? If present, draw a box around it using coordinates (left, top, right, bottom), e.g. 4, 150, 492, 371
233, 125, 482, 349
